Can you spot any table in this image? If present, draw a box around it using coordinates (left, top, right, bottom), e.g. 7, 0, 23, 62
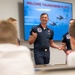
34, 64, 75, 75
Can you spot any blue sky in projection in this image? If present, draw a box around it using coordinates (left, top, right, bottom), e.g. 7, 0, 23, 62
24, 0, 72, 40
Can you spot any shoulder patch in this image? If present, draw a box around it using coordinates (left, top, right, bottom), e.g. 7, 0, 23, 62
37, 28, 42, 32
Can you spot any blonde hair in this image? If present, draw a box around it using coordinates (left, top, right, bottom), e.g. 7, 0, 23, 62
7, 17, 17, 28
0, 20, 17, 44
69, 19, 75, 38
7, 17, 17, 21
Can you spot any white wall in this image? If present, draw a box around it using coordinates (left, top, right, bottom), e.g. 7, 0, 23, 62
0, 0, 75, 65
0, 0, 75, 40
0, 0, 23, 39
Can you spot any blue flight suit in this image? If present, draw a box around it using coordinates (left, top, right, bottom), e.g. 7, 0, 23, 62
30, 24, 54, 65
62, 32, 71, 50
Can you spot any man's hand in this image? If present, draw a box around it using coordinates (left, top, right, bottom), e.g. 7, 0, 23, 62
28, 32, 37, 45
32, 32, 37, 39
58, 46, 63, 50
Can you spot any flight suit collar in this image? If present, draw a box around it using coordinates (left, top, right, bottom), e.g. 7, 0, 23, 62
39, 24, 48, 30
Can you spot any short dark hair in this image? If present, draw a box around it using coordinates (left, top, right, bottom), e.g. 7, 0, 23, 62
40, 13, 48, 17
70, 19, 75, 21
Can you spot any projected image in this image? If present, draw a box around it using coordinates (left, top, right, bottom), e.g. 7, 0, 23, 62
24, 0, 72, 40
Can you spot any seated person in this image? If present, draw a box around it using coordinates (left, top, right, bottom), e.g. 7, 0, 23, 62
0, 20, 34, 75
7, 17, 20, 45
67, 19, 75, 66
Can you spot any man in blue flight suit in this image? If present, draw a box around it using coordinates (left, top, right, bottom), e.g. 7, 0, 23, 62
28, 13, 62, 65
61, 19, 75, 55
62, 32, 71, 54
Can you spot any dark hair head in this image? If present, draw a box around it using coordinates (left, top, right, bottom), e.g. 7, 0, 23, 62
40, 13, 48, 17
70, 19, 75, 21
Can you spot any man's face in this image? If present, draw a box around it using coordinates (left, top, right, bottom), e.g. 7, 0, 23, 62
40, 14, 49, 24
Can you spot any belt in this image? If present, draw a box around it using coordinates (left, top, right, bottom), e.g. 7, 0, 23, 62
34, 47, 49, 51
45, 49, 48, 51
